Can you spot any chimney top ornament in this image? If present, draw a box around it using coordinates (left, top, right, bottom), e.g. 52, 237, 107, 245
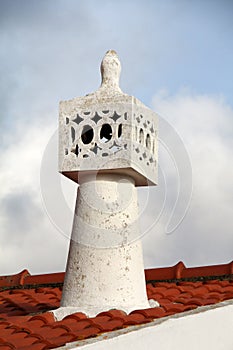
59, 50, 158, 186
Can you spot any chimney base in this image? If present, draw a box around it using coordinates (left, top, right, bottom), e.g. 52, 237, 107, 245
56, 173, 157, 319
52, 299, 159, 321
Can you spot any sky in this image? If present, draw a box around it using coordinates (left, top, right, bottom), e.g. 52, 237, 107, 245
0, 0, 233, 275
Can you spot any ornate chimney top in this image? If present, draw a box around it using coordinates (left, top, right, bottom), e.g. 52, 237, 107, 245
59, 50, 158, 186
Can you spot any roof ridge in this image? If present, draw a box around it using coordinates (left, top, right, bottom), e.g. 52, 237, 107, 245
145, 261, 233, 281
0, 261, 232, 290
0, 271, 65, 290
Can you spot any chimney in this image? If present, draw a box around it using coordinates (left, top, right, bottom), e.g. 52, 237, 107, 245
53, 50, 158, 320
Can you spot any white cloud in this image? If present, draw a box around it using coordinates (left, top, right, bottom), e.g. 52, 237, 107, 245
0, 118, 70, 275
0, 90, 232, 275
142, 90, 233, 268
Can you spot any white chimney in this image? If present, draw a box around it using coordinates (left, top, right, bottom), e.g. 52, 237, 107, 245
53, 50, 158, 320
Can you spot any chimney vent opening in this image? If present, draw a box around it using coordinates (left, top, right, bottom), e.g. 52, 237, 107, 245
81, 125, 94, 144
100, 123, 112, 143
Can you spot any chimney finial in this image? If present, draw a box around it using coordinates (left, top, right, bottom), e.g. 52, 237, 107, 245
100, 50, 122, 92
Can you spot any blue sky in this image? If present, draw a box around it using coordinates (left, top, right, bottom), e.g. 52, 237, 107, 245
0, 0, 232, 274
1, 0, 233, 103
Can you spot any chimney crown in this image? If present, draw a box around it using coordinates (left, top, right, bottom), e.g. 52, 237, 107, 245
59, 50, 158, 186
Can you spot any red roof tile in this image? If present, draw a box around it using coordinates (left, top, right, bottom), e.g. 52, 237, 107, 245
0, 261, 232, 350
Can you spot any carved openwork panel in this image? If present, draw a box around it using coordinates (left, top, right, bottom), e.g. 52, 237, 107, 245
130, 105, 158, 185
59, 101, 158, 186
132, 108, 157, 169
59, 103, 131, 173
66, 109, 127, 160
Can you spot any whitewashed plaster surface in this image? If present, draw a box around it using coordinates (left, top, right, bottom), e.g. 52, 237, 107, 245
58, 301, 233, 350
54, 51, 159, 320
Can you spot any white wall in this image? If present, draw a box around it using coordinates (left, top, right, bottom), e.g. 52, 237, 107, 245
60, 301, 233, 350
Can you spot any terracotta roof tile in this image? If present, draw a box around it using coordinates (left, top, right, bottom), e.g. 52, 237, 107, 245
44, 333, 76, 348
0, 343, 17, 349
69, 326, 102, 340
62, 312, 87, 321
130, 306, 166, 319
0, 262, 232, 349
122, 313, 146, 325
96, 309, 127, 319
0, 270, 30, 289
